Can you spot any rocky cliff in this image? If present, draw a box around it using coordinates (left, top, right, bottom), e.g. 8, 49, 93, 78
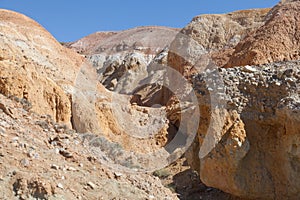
168, 1, 300, 199
0, 9, 179, 199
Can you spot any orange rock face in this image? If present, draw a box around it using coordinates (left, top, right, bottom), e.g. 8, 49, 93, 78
0, 9, 84, 127
225, 1, 300, 67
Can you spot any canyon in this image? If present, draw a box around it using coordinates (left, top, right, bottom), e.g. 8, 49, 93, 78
0, 0, 300, 199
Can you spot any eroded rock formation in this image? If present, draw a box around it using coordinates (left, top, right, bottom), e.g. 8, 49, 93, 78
191, 61, 300, 199
0, 9, 84, 127
167, 8, 270, 76
225, 1, 300, 67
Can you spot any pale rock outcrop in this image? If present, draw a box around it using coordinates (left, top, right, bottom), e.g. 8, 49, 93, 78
78, 26, 179, 95
191, 61, 300, 199
167, 8, 270, 75
99, 52, 148, 92
77, 27, 181, 113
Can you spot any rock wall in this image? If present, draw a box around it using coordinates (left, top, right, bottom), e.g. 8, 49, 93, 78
191, 61, 300, 199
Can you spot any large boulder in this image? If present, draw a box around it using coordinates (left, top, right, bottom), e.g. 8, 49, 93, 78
191, 61, 300, 199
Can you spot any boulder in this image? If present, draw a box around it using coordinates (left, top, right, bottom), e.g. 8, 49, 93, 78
191, 61, 300, 199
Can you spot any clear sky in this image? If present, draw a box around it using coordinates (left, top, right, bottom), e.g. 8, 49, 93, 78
1, 0, 279, 42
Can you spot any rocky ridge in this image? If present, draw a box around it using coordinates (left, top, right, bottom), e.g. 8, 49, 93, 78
225, 0, 300, 67
63, 26, 180, 99
68, 26, 180, 56
167, 8, 270, 76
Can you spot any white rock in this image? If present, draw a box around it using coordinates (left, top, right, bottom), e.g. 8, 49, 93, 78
57, 183, 64, 189
243, 65, 257, 73
114, 172, 123, 177
87, 181, 96, 189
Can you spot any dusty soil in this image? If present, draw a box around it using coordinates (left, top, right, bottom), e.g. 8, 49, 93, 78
0, 93, 178, 200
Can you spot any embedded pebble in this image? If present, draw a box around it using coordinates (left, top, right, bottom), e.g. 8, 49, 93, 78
51, 164, 60, 170
20, 158, 30, 167
87, 181, 96, 189
57, 183, 64, 189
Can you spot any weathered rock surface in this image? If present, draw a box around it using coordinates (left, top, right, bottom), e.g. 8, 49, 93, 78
71, 62, 193, 172
225, 1, 300, 67
4, 1, 300, 199
64, 31, 118, 54
74, 26, 179, 56
99, 52, 149, 91
70, 27, 181, 117
84, 26, 179, 93
0, 9, 183, 199
0, 9, 84, 127
167, 8, 270, 75
191, 61, 300, 199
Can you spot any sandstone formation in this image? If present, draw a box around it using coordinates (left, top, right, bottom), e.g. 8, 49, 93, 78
191, 61, 300, 199
167, 8, 270, 76
0, 9, 84, 127
0, 10, 180, 199
225, 1, 300, 67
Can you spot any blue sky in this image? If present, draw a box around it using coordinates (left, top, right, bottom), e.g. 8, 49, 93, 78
1, 0, 279, 42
